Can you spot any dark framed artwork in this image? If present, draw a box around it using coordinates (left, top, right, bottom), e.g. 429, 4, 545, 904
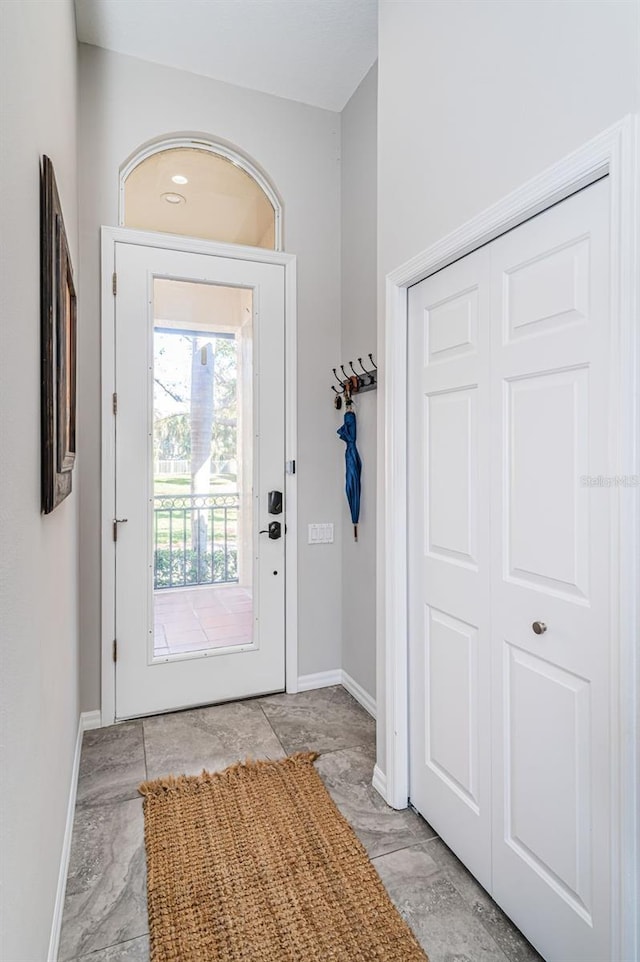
41, 155, 77, 513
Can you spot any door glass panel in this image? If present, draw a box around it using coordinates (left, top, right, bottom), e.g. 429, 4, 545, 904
152, 278, 254, 657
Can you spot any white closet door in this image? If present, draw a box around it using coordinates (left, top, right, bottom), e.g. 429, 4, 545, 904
408, 178, 613, 961
490, 179, 611, 961
408, 248, 492, 889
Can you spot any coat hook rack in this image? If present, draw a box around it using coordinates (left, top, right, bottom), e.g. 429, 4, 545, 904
330, 354, 377, 406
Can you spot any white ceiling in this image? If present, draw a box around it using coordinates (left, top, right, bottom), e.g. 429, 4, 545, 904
74, 0, 378, 112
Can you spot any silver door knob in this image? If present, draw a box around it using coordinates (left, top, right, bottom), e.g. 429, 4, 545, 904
532, 621, 547, 635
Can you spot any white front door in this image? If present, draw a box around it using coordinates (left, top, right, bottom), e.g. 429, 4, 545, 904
114, 242, 285, 719
408, 178, 612, 961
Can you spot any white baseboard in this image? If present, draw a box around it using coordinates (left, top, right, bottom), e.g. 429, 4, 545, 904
340, 671, 376, 719
372, 764, 387, 801
48, 711, 98, 961
297, 669, 376, 719
47, 717, 82, 960
81, 709, 102, 731
297, 669, 343, 691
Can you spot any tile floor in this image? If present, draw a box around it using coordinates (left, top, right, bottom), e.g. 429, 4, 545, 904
59, 686, 542, 962
153, 584, 252, 656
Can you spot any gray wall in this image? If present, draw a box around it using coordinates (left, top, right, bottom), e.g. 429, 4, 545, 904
340, 64, 378, 700
77, 45, 344, 709
0, 1, 79, 956
376, 0, 640, 775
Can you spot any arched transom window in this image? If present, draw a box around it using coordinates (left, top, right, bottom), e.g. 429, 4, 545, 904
121, 140, 281, 250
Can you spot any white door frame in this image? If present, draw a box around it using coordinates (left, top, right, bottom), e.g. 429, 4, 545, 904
381, 116, 639, 958
100, 226, 298, 726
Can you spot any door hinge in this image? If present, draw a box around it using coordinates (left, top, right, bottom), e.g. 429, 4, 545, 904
112, 272, 117, 296
112, 639, 117, 663
113, 517, 128, 541
112, 392, 118, 415
286, 460, 296, 475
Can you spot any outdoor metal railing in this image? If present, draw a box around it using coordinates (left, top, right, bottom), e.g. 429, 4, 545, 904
153, 493, 240, 590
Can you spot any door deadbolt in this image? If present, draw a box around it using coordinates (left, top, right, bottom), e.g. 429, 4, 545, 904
532, 621, 547, 635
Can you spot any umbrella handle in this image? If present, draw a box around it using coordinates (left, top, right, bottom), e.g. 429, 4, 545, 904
344, 380, 354, 408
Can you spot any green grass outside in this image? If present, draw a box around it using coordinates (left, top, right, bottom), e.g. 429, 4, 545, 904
153, 474, 240, 550
154, 510, 238, 549
153, 474, 237, 496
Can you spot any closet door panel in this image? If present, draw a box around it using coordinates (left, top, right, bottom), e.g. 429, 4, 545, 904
426, 386, 478, 567
408, 250, 492, 889
505, 367, 590, 599
490, 178, 611, 962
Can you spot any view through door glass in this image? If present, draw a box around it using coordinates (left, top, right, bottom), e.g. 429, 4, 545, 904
152, 278, 254, 658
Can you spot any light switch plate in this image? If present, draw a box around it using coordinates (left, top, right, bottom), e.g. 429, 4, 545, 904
308, 523, 334, 544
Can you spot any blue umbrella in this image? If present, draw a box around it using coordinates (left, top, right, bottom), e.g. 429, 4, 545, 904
337, 409, 362, 541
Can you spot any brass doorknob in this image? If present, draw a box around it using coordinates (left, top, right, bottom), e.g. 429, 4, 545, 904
532, 621, 547, 635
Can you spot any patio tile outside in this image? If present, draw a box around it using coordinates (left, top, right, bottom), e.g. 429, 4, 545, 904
153, 585, 252, 656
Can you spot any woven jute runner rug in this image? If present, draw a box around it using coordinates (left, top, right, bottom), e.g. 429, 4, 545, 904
139, 752, 428, 961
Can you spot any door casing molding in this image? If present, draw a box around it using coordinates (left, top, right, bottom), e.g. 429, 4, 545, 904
100, 227, 298, 725
380, 115, 639, 959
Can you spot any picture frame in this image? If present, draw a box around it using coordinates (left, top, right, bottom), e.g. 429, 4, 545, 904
41, 154, 77, 513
